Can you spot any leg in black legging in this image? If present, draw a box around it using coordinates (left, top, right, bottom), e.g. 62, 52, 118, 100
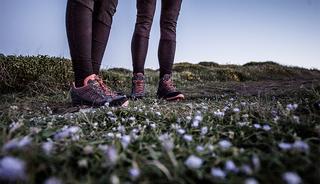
159, 0, 182, 78
66, 0, 94, 87
131, 0, 156, 74
92, 0, 118, 75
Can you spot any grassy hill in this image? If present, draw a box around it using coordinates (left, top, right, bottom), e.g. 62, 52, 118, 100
0, 55, 319, 184
1, 55, 319, 95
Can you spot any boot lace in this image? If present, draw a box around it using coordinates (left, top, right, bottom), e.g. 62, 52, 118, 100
163, 79, 176, 92
95, 76, 115, 97
133, 79, 144, 94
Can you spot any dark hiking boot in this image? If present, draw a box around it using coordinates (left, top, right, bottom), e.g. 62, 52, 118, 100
157, 74, 185, 101
95, 75, 129, 107
70, 74, 129, 107
131, 73, 146, 99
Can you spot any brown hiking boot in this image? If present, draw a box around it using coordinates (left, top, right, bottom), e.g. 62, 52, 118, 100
131, 73, 146, 99
157, 74, 185, 101
70, 74, 129, 107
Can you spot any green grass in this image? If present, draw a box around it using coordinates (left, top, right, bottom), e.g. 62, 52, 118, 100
0, 55, 319, 184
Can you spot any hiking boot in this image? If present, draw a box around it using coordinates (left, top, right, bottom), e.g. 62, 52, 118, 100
157, 74, 185, 101
131, 73, 146, 99
71, 74, 129, 107
95, 75, 129, 107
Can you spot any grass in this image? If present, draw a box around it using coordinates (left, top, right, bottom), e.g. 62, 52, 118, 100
0, 55, 319, 184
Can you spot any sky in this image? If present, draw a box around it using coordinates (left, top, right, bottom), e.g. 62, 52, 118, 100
0, 0, 320, 70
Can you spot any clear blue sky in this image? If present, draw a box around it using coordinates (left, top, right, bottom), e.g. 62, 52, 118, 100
1, 0, 320, 69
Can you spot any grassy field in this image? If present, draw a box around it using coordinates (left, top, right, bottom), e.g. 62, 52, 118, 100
0, 55, 320, 184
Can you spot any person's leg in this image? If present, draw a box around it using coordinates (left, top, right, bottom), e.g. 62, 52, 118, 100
159, 0, 182, 78
91, 0, 118, 75
157, 0, 184, 100
66, 0, 94, 87
131, 0, 157, 74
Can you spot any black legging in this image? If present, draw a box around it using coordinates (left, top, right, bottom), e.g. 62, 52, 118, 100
132, 0, 183, 78
66, 0, 118, 87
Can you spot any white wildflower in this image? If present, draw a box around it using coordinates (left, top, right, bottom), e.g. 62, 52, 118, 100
106, 132, 115, 139
286, 104, 298, 111
150, 123, 156, 129
194, 114, 203, 122
278, 142, 292, 151
184, 155, 203, 169
42, 141, 54, 155
129, 167, 140, 180
121, 135, 131, 149
132, 128, 139, 134
240, 102, 247, 106
225, 160, 238, 173
186, 116, 192, 121
54, 126, 81, 141
245, 178, 259, 184
107, 111, 113, 116
262, 125, 271, 131
83, 145, 94, 155
192, 120, 200, 128
279, 140, 309, 153
92, 122, 99, 129
192, 112, 202, 128
292, 140, 309, 153
9, 121, 23, 133
29, 127, 41, 134
78, 159, 88, 168
214, 110, 225, 119
211, 168, 226, 179
105, 146, 118, 165
183, 134, 193, 142
98, 144, 109, 152
155, 112, 161, 116
218, 140, 232, 150
241, 164, 253, 175
110, 174, 120, 184
238, 121, 250, 127
292, 116, 300, 123
171, 124, 180, 130
242, 114, 249, 118
2, 136, 32, 152
233, 108, 240, 113
201, 126, 208, 136
159, 134, 174, 151
253, 124, 261, 129
282, 172, 302, 184
128, 117, 136, 122
273, 116, 280, 122
79, 108, 94, 113
0, 157, 26, 182
110, 117, 117, 123
207, 144, 214, 151
117, 125, 126, 133
10, 105, 19, 110
177, 128, 186, 135
252, 155, 261, 171
196, 145, 205, 153
44, 177, 63, 184
115, 133, 122, 139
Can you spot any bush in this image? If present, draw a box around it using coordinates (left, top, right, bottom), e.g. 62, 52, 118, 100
0, 55, 73, 94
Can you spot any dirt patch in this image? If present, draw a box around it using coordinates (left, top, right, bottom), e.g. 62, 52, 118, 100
183, 78, 320, 98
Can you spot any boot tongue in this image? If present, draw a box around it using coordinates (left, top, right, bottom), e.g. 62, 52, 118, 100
83, 74, 99, 86
162, 74, 171, 82
134, 73, 145, 80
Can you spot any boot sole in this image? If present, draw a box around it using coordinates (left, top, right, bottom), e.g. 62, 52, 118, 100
158, 94, 185, 101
